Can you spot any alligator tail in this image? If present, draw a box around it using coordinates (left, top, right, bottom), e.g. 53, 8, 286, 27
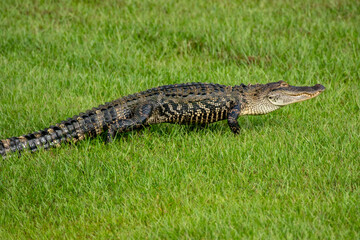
0, 109, 108, 158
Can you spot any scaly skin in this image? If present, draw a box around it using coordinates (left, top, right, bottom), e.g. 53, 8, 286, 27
0, 81, 325, 158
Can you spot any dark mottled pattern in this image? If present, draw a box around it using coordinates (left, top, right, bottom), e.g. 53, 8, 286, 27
1, 81, 324, 158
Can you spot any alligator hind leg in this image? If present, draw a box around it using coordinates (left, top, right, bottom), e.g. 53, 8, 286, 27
227, 104, 241, 134
107, 103, 153, 142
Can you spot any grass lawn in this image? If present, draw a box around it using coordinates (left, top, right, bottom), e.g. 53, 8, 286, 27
0, 0, 359, 238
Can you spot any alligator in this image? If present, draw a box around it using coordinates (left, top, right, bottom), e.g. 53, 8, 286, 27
0, 81, 325, 158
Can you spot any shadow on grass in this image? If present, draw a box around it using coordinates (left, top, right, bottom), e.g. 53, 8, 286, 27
109, 117, 276, 142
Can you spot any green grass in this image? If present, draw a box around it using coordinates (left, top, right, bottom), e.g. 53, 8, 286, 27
0, 0, 359, 238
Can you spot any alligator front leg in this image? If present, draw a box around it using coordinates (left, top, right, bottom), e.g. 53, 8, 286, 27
107, 103, 153, 142
227, 103, 241, 134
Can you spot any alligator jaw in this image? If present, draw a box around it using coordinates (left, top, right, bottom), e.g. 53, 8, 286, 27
268, 84, 325, 106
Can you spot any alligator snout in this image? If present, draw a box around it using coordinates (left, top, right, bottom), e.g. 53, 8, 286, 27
313, 84, 326, 91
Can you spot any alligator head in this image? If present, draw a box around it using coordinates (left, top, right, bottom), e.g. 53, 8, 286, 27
240, 81, 325, 115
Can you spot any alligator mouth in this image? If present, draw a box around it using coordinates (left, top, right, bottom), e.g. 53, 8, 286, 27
269, 84, 325, 106
289, 91, 323, 98
285, 84, 325, 97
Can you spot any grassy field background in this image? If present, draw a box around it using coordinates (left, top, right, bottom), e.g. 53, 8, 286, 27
0, 0, 359, 238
